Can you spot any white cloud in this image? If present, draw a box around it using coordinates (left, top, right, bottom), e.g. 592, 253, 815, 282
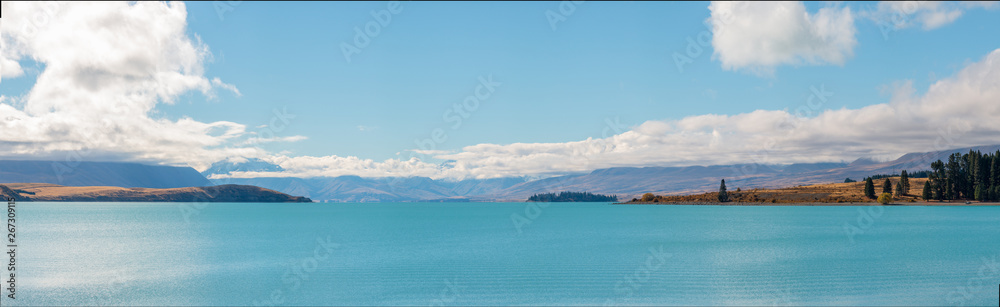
211, 78, 242, 97
0, 2, 296, 170
222, 48, 1000, 180
708, 1, 857, 75
865, 1, 998, 31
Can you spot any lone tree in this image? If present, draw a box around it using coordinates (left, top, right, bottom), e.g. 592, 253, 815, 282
922, 182, 932, 200
718, 179, 729, 202
895, 181, 904, 197
864, 177, 876, 199
882, 178, 893, 195
641, 193, 655, 202
900, 170, 910, 194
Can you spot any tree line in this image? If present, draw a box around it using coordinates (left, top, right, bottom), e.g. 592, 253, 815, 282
527, 191, 618, 202
862, 170, 912, 201
923, 150, 1000, 201
857, 170, 931, 182
861, 150, 1000, 202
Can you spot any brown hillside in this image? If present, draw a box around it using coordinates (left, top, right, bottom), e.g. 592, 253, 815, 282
628, 177, 932, 204
0, 183, 312, 202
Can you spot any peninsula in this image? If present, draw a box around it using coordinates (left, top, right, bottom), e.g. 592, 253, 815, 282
0, 183, 313, 203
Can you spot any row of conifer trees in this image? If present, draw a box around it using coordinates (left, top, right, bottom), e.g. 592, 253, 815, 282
861, 150, 1000, 201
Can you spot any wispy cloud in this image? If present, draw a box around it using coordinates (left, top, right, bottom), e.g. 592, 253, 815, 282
863, 1, 998, 31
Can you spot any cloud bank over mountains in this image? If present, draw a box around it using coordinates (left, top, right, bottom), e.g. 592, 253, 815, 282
3, 2, 1000, 181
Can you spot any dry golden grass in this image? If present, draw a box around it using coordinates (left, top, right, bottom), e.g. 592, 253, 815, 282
4, 183, 201, 199
633, 177, 931, 204
1, 182, 312, 202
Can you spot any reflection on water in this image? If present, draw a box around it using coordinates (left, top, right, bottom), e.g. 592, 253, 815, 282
6, 202, 1000, 306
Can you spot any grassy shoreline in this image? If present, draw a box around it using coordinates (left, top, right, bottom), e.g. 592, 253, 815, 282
615, 201, 1000, 206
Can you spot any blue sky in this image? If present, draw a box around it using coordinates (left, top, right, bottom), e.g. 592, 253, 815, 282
166, 1, 998, 161
2, 1, 1000, 179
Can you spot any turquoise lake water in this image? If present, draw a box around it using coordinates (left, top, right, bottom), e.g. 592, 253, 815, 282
3, 202, 1000, 306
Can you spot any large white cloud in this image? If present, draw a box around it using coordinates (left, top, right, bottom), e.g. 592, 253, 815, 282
0, 2, 296, 169
708, 1, 857, 75
217, 48, 1000, 180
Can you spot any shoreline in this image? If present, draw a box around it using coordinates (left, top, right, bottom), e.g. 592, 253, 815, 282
615, 201, 1000, 206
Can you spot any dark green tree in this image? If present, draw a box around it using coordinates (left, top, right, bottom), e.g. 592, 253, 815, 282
992, 153, 1000, 200
864, 177, 876, 199
900, 170, 910, 195
974, 151, 990, 197
882, 178, 893, 195
844, 178, 856, 183
931, 160, 946, 200
718, 179, 729, 202
895, 182, 904, 197
528, 191, 618, 202
946, 153, 960, 199
922, 181, 932, 200
993, 151, 1000, 187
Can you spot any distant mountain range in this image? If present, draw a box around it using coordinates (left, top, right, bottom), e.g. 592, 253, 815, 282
2, 145, 996, 202
202, 158, 285, 176
0, 160, 211, 188
215, 176, 529, 202
207, 144, 1000, 202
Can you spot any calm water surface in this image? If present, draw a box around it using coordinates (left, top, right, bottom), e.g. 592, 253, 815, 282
5, 202, 1000, 306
